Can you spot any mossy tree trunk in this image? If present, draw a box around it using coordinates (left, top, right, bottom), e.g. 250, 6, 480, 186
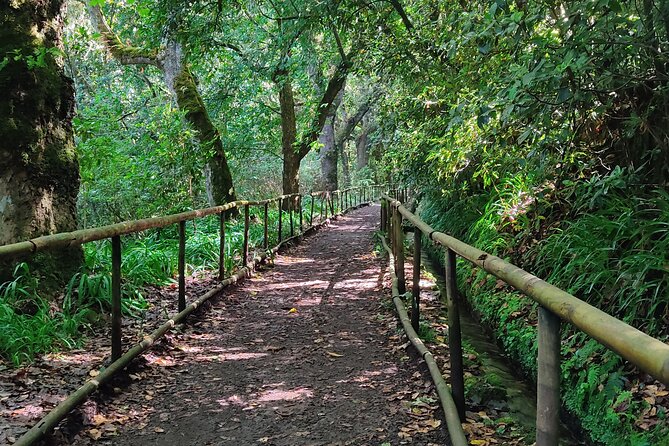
88, 5, 237, 208
356, 115, 375, 171
0, 0, 82, 283
319, 90, 343, 191
278, 78, 299, 209
319, 115, 338, 191
277, 56, 351, 201
163, 41, 236, 207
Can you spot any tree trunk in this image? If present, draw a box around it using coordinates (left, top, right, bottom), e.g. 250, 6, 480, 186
339, 142, 351, 187
319, 89, 343, 191
162, 41, 237, 207
279, 79, 299, 208
0, 0, 82, 283
319, 115, 338, 190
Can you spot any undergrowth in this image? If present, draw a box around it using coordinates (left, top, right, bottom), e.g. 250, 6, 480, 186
0, 199, 330, 366
416, 167, 669, 445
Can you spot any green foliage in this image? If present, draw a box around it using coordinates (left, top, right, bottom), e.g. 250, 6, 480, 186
0, 264, 86, 366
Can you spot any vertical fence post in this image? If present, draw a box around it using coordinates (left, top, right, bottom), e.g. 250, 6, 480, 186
178, 221, 186, 312
445, 248, 465, 420
278, 198, 283, 243
329, 192, 335, 215
219, 212, 226, 279
310, 194, 315, 226
243, 204, 250, 266
380, 200, 387, 233
111, 235, 122, 362
537, 307, 561, 446
320, 193, 325, 222
411, 229, 421, 332
263, 202, 268, 249
393, 205, 406, 295
324, 192, 329, 220
299, 195, 304, 233
289, 198, 295, 237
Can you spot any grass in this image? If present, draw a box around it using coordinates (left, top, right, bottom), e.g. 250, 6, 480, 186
0, 196, 338, 366
415, 169, 669, 446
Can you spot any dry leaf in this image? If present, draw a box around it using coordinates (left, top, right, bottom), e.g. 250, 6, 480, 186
88, 428, 102, 440
326, 351, 343, 357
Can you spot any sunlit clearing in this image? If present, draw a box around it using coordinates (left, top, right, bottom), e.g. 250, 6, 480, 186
337, 366, 399, 384
198, 352, 268, 362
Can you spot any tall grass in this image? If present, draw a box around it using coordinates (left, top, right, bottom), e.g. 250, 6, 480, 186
416, 169, 669, 445
1, 197, 325, 366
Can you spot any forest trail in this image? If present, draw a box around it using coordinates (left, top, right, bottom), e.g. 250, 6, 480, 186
68, 205, 447, 446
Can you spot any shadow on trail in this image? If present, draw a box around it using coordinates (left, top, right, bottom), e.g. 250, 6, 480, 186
69, 205, 448, 446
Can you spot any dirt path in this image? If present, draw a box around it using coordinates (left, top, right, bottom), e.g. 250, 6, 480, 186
58, 205, 448, 446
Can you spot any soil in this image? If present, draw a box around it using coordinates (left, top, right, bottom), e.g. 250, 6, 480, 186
15, 205, 449, 445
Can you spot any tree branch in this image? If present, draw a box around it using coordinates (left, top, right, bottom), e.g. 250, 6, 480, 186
388, 0, 413, 31
87, 3, 161, 67
297, 51, 354, 160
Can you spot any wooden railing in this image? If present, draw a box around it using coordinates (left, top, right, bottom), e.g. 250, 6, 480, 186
3, 184, 382, 446
380, 192, 669, 446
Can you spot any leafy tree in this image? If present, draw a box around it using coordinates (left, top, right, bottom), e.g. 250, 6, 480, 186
87, 0, 237, 208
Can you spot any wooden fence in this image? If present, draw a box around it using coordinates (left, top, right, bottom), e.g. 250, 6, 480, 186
2, 184, 382, 446
380, 192, 669, 446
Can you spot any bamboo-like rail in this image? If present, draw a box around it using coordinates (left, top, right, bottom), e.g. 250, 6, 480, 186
379, 236, 468, 446
380, 192, 669, 446
7, 184, 383, 446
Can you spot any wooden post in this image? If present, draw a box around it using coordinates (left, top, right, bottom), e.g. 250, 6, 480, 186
412, 229, 421, 332
320, 193, 325, 222
219, 212, 226, 279
324, 192, 329, 220
111, 235, 122, 362
263, 202, 268, 249
289, 199, 294, 237
329, 192, 335, 215
178, 221, 186, 312
394, 206, 406, 295
278, 198, 283, 243
537, 307, 561, 446
243, 204, 250, 266
445, 248, 465, 420
299, 195, 303, 232
310, 194, 315, 226
380, 200, 386, 233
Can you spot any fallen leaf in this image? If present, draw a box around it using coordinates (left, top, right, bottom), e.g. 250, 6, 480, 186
288, 308, 298, 314
88, 429, 102, 440
154, 427, 165, 433
326, 351, 343, 358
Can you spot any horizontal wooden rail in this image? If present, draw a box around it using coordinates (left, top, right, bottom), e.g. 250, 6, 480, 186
381, 194, 669, 385
381, 192, 669, 446
379, 236, 468, 446
13, 185, 383, 446
0, 187, 377, 260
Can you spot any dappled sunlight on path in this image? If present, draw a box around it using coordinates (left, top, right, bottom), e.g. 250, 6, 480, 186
63, 205, 447, 446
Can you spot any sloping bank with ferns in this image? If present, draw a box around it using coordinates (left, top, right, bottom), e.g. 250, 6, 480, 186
369, 1, 669, 444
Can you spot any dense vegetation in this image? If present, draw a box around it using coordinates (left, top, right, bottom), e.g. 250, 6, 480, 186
2, 1, 669, 445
